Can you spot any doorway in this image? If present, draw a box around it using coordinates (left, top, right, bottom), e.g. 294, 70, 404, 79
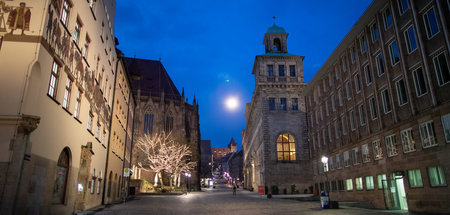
382, 173, 408, 210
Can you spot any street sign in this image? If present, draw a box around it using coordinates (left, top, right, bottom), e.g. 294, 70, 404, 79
124, 168, 131, 177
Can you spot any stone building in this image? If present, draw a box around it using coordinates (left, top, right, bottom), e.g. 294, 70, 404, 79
124, 57, 201, 191
228, 150, 243, 185
228, 137, 237, 152
200, 140, 213, 179
304, 0, 450, 213
0, 0, 131, 214
242, 22, 312, 193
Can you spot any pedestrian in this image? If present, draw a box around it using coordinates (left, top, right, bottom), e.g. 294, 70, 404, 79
233, 185, 237, 195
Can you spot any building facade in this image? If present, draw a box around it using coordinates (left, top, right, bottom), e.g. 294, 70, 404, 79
200, 140, 213, 179
304, 0, 450, 213
228, 150, 243, 185
242, 22, 312, 193
0, 0, 126, 214
124, 57, 201, 191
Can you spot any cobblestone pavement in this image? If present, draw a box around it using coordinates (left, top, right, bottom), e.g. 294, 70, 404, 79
92, 184, 409, 215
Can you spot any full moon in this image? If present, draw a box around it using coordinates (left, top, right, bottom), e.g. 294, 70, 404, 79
225, 97, 239, 110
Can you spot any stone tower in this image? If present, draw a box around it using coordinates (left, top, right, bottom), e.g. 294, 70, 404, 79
242, 21, 312, 193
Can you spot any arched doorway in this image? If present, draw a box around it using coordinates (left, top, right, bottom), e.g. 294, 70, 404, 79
52, 147, 71, 204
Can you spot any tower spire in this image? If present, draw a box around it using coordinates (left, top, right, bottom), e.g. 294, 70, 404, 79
273, 16, 276, 25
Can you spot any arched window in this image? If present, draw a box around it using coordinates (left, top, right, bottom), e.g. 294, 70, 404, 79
107, 171, 112, 197
276, 133, 296, 161
165, 115, 173, 133
52, 147, 71, 204
143, 113, 154, 135
273, 38, 281, 52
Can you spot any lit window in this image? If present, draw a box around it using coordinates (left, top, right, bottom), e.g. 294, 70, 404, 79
62, 78, 72, 109
412, 67, 427, 97
377, 174, 387, 189
383, 8, 393, 29
404, 26, 417, 53
408, 169, 423, 188
345, 179, 353, 191
419, 121, 437, 148
442, 114, 450, 143
362, 144, 370, 163
389, 41, 400, 66
74, 89, 81, 118
381, 89, 392, 113
355, 177, 363, 190
373, 140, 383, 160
385, 135, 398, 157
428, 166, 446, 186
395, 79, 408, 106
276, 133, 296, 161
376, 54, 385, 76
48, 61, 60, 98
423, 8, 440, 38
433, 52, 450, 86
366, 176, 374, 190
400, 128, 416, 153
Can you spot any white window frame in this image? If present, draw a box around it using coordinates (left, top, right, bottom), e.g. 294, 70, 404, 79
369, 97, 378, 120
433, 52, 450, 86
344, 151, 350, 167
352, 147, 359, 165
388, 41, 400, 66
423, 7, 440, 39
359, 104, 366, 126
419, 120, 437, 148
62, 78, 72, 109
381, 89, 392, 114
385, 134, 398, 157
442, 114, 450, 143
373, 140, 383, 160
412, 67, 427, 97
362, 143, 370, 163
383, 8, 393, 29
355, 177, 363, 190
364, 65, 372, 86
395, 79, 408, 106
376, 54, 385, 76
370, 22, 379, 42
360, 36, 367, 53
400, 128, 416, 153
354, 74, 361, 93
404, 26, 418, 54
398, 0, 409, 15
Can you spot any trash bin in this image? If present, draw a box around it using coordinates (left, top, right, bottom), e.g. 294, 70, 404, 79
320, 191, 329, 209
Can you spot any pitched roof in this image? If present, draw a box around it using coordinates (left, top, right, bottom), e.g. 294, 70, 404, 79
123, 57, 181, 100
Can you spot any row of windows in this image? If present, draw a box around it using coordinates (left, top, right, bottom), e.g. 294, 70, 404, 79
313, 115, 450, 169
311, 4, 448, 107
316, 166, 446, 194
143, 113, 174, 134
268, 97, 299, 111
267, 64, 296, 77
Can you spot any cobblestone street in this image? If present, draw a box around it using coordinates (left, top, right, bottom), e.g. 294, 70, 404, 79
91, 184, 409, 215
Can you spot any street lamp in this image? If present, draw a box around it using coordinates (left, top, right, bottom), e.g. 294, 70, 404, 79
321, 156, 330, 204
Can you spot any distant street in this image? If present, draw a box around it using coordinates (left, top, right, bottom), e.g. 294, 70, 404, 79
92, 184, 408, 215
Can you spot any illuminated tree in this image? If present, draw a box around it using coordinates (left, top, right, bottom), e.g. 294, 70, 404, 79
135, 132, 196, 189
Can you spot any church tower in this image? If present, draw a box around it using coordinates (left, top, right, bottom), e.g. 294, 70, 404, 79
242, 20, 312, 193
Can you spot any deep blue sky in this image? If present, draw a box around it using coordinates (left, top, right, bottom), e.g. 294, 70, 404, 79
115, 0, 373, 149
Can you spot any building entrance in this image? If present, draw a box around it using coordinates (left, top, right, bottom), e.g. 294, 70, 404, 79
383, 173, 408, 210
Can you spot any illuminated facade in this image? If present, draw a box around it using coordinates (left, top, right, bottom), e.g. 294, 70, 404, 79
305, 0, 450, 213
242, 22, 312, 193
0, 0, 136, 214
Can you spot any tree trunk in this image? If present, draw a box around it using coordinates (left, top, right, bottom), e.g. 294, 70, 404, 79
177, 174, 181, 187
169, 175, 173, 189
159, 172, 164, 188
154, 172, 159, 187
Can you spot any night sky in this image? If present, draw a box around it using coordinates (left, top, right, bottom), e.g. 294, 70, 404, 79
114, 0, 373, 149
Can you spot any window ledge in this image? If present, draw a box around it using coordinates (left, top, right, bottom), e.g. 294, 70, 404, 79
62, 107, 72, 116
87, 129, 94, 136
95, 137, 101, 143
47, 94, 60, 105
74, 117, 82, 124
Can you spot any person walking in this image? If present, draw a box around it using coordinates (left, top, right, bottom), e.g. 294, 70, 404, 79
233, 185, 237, 196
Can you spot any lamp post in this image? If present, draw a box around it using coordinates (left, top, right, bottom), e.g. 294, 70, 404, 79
321, 155, 330, 208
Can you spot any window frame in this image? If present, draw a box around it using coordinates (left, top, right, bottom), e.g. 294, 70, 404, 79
385, 134, 398, 157
289, 65, 296, 77
433, 52, 450, 86
398, 0, 409, 15
60, 0, 71, 26
280, 98, 287, 111
362, 143, 371, 163
352, 147, 359, 165
381, 89, 392, 114
366, 176, 374, 190
364, 64, 372, 86
267, 65, 274, 77
278, 65, 285, 77
428, 166, 447, 187
400, 128, 416, 153
359, 104, 367, 126
276, 133, 296, 161
395, 79, 408, 106
412, 67, 428, 97
268, 97, 275, 111
404, 25, 418, 54
370, 22, 379, 42
369, 97, 378, 120
423, 7, 440, 39
383, 7, 393, 30
354, 74, 361, 93
376, 54, 385, 76
62, 77, 72, 110
48, 61, 61, 99
408, 169, 423, 188
388, 40, 400, 66
419, 120, 437, 148
373, 140, 383, 160
442, 114, 450, 143
355, 177, 363, 190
